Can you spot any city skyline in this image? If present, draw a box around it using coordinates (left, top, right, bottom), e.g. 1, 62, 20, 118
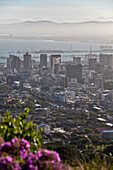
0, 0, 113, 23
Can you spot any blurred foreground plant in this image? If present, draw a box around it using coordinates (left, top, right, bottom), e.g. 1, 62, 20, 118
0, 137, 72, 170
0, 108, 42, 152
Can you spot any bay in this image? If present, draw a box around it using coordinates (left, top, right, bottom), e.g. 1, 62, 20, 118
0, 39, 108, 63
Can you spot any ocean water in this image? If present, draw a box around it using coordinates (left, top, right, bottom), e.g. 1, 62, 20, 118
0, 39, 101, 63
0, 39, 101, 52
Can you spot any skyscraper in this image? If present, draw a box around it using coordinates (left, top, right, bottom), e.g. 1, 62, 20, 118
24, 53, 32, 69
7, 55, 14, 69
40, 54, 47, 68
100, 53, 113, 69
7, 55, 20, 70
66, 64, 82, 83
49, 55, 61, 73
89, 58, 97, 70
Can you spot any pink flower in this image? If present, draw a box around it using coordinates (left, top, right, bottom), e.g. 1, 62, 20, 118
7, 156, 12, 163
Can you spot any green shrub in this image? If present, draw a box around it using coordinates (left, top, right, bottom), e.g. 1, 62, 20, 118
0, 108, 42, 152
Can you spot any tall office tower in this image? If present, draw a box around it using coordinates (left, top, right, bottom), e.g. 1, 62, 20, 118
100, 53, 113, 69
54, 63, 60, 74
7, 55, 14, 69
7, 55, 20, 70
49, 55, 61, 73
89, 58, 97, 70
24, 53, 32, 69
73, 57, 81, 64
40, 54, 47, 68
66, 64, 82, 83
11, 56, 20, 70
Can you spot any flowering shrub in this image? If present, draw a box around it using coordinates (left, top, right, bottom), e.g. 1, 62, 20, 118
0, 137, 72, 170
22, 149, 62, 170
0, 109, 42, 152
0, 156, 20, 170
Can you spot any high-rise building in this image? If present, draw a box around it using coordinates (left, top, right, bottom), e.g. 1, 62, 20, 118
89, 58, 96, 70
40, 54, 47, 68
7, 55, 20, 70
24, 53, 32, 69
54, 63, 60, 74
49, 55, 61, 73
7, 55, 14, 69
12, 56, 20, 70
100, 53, 113, 69
66, 64, 82, 83
73, 57, 81, 65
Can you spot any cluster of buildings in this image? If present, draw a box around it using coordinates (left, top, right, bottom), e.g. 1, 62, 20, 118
0, 52, 113, 106
1, 52, 113, 141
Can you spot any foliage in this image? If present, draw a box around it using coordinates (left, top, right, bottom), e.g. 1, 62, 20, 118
44, 143, 79, 166
1, 138, 113, 170
0, 108, 42, 152
81, 154, 113, 170
84, 128, 94, 134
0, 137, 72, 170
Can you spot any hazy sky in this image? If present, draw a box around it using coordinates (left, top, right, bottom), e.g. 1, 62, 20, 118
0, 0, 113, 23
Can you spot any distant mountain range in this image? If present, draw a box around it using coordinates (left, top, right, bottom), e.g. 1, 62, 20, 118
6, 20, 113, 24
16, 20, 113, 25
0, 20, 113, 42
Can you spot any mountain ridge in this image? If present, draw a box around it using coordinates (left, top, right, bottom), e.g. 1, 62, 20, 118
0, 20, 113, 43
0, 20, 113, 25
